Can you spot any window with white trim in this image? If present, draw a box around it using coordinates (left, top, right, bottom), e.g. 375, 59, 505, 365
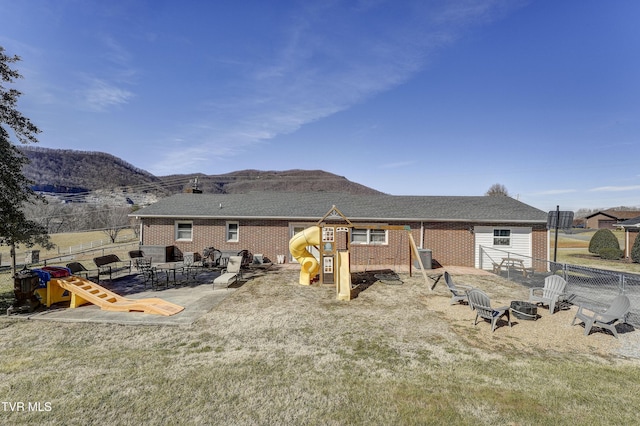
351, 228, 388, 245
493, 229, 511, 246
175, 221, 193, 241
226, 221, 239, 242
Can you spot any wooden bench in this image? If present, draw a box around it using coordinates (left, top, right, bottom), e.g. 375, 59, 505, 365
93, 254, 132, 281
66, 262, 101, 283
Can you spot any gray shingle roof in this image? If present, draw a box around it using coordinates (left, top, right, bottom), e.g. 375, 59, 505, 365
617, 216, 640, 227
132, 192, 547, 223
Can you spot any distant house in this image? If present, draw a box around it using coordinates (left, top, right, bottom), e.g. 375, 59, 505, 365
130, 192, 548, 271
584, 210, 640, 229
615, 216, 640, 258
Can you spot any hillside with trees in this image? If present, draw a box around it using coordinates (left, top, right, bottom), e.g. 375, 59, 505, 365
21, 147, 166, 194
160, 169, 383, 195
20, 147, 383, 198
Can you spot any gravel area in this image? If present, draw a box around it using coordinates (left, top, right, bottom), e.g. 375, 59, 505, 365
422, 270, 640, 362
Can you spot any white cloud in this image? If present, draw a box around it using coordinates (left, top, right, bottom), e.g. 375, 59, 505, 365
153, 1, 526, 173
77, 78, 133, 111
150, 146, 212, 175
100, 35, 132, 68
589, 185, 640, 192
533, 189, 577, 196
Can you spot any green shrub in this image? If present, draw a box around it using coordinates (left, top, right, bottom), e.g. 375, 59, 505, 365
588, 229, 620, 254
598, 247, 623, 260
631, 233, 640, 263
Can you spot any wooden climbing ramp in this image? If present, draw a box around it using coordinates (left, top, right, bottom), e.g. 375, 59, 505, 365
50, 276, 184, 316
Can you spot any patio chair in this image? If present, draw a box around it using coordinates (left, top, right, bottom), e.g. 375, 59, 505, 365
467, 289, 511, 332
129, 251, 148, 272
571, 295, 631, 339
237, 249, 253, 268
182, 252, 204, 280
213, 255, 243, 289
528, 275, 567, 314
66, 262, 100, 283
202, 247, 222, 268
249, 254, 273, 269
128, 250, 145, 259
444, 272, 473, 305
134, 257, 162, 289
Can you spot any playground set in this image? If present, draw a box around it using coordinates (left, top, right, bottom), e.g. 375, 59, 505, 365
9, 266, 183, 316
288, 206, 429, 300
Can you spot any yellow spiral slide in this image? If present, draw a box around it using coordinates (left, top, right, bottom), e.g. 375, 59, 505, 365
289, 226, 320, 285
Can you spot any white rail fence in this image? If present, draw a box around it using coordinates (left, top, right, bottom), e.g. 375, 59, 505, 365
54, 234, 136, 256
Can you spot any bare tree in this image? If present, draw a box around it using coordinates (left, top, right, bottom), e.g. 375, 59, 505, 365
96, 207, 132, 243
485, 183, 510, 197
129, 205, 141, 239
22, 198, 70, 234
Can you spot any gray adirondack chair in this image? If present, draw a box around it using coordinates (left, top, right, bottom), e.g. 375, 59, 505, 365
528, 275, 567, 314
444, 272, 473, 305
467, 289, 511, 332
572, 295, 630, 338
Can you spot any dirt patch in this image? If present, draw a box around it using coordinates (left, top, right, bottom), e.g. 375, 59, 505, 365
248, 266, 639, 362
415, 271, 638, 360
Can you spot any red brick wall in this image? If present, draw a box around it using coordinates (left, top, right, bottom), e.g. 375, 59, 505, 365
419, 222, 547, 269
531, 224, 548, 262
348, 222, 421, 268
422, 222, 474, 267
140, 218, 548, 268
141, 218, 291, 262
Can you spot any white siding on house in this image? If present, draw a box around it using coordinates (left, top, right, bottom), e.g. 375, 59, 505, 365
474, 226, 533, 270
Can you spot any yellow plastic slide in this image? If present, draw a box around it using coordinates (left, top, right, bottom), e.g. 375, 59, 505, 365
50, 276, 184, 316
289, 226, 320, 285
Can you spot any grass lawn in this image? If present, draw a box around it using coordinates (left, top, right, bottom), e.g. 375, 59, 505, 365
1, 268, 639, 424
0, 229, 136, 266
0, 230, 639, 424
552, 230, 640, 274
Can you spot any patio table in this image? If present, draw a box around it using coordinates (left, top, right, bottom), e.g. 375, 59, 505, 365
155, 262, 185, 286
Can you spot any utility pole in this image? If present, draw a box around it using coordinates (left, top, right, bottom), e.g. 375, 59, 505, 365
553, 205, 560, 263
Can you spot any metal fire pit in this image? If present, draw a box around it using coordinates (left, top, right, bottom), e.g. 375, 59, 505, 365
510, 301, 538, 321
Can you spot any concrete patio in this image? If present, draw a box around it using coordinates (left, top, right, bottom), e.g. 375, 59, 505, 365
23, 265, 270, 326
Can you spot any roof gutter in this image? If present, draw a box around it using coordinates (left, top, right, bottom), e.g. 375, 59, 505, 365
131, 213, 546, 224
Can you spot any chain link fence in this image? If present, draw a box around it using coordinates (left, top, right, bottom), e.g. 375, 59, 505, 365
479, 246, 639, 327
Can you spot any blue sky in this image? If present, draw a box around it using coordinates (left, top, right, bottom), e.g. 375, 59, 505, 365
2, 0, 639, 212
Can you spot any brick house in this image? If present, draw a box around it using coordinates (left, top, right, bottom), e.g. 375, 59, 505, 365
585, 210, 640, 229
130, 192, 548, 271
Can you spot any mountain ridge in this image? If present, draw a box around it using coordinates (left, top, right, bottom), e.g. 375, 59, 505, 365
20, 147, 383, 199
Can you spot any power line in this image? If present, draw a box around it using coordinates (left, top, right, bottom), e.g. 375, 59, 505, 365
33, 172, 361, 203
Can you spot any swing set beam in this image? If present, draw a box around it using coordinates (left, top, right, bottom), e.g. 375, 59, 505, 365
314, 205, 431, 289
353, 224, 430, 287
